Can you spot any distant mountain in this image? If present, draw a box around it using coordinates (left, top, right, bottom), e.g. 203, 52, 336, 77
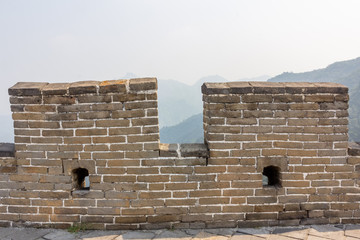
268, 57, 360, 88
122, 72, 139, 79
269, 57, 360, 141
238, 75, 271, 82
160, 113, 204, 143
158, 75, 228, 128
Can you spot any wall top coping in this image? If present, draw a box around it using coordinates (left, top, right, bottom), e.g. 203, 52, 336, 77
0, 143, 15, 157
8, 78, 157, 96
159, 143, 209, 158
201, 81, 348, 94
348, 142, 360, 156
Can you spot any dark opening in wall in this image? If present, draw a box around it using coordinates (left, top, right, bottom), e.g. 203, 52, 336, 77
262, 165, 281, 187
72, 168, 90, 190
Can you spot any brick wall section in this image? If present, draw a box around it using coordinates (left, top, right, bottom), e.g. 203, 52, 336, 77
202, 81, 358, 227
0, 79, 359, 229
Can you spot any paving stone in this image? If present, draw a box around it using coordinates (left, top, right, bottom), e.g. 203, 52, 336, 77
80, 230, 123, 239
0, 225, 357, 240
345, 237, 360, 240
306, 235, 331, 240
308, 225, 345, 240
193, 231, 229, 240
115, 231, 155, 240
345, 225, 360, 239
273, 227, 310, 239
268, 235, 298, 240
0, 228, 25, 239
2, 228, 52, 240
153, 230, 191, 240
41, 230, 77, 240
82, 235, 119, 240
237, 228, 271, 237
205, 228, 237, 237
230, 233, 265, 240
184, 229, 202, 236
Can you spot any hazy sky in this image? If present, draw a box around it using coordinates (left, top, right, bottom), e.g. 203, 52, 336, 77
1, 0, 360, 114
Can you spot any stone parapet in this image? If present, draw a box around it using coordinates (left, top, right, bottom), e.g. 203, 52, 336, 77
1, 79, 359, 229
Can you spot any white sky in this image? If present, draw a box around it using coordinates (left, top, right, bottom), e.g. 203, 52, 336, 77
1, 0, 360, 114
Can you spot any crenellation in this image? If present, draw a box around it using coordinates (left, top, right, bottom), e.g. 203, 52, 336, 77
1, 78, 360, 229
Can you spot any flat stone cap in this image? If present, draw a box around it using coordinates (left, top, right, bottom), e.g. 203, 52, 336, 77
0, 143, 15, 157
202, 81, 348, 94
349, 142, 360, 156
8, 78, 157, 96
159, 143, 209, 158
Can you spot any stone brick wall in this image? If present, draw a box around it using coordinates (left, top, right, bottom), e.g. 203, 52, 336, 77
0, 79, 359, 229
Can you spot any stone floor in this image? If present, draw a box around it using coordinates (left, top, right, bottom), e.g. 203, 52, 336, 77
1, 224, 360, 240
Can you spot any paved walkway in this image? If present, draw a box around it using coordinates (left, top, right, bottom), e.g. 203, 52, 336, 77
0, 224, 360, 240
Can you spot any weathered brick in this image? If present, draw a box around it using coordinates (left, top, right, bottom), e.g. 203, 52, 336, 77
10, 96, 42, 104
20, 166, 48, 174
8, 206, 37, 213
43, 96, 76, 104
225, 134, 256, 141
25, 105, 57, 112
259, 118, 286, 125
231, 150, 260, 157
165, 199, 196, 206
43, 129, 73, 136
138, 175, 169, 182
129, 78, 157, 91
20, 214, 50, 222
58, 104, 91, 112
288, 149, 317, 157
76, 129, 107, 136
325, 165, 353, 172
78, 95, 111, 103
28, 121, 60, 128
226, 118, 257, 125
320, 102, 348, 110
13, 112, 45, 120
127, 135, 159, 143
9, 174, 39, 182
205, 95, 240, 103
69, 81, 98, 94
51, 215, 80, 222
13, 120, 28, 128
103, 175, 136, 183
32, 199, 63, 206
54, 207, 87, 214
243, 110, 273, 118
242, 95, 272, 103
112, 110, 145, 118
79, 111, 111, 119
125, 101, 157, 110
223, 205, 254, 213
14, 129, 40, 136
45, 113, 77, 121
278, 195, 308, 203
125, 151, 159, 159
319, 134, 348, 142
304, 95, 334, 102
115, 216, 146, 223
258, 103, 289, 110
93, 152, 124, 160
279, 211, 307, 220
123, 208, 154, 215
